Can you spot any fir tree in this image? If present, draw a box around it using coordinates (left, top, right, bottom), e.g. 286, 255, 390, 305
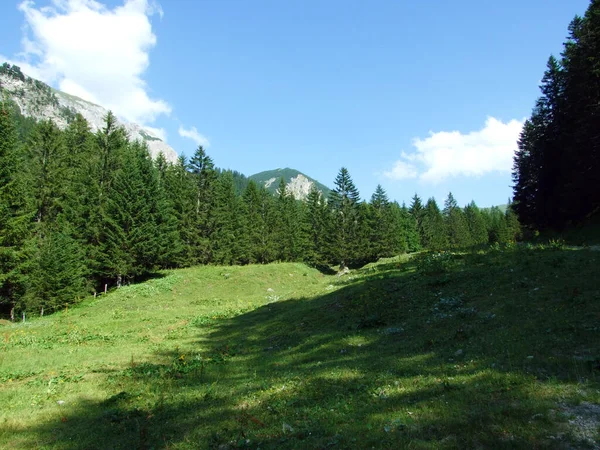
0, 102, 32, 317
303, 186, 329, 265
421, 198, 448, 251
328, 168, 361, 268
464, 201, 488, 246
443, 192, 471, 248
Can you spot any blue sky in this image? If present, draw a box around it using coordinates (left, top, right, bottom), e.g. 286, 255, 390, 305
0, 0, 590, 207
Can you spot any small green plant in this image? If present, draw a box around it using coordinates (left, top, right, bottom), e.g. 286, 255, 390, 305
416, 251, 455, 275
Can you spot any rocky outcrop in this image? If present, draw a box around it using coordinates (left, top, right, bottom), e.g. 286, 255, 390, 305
0, 64, 178, 163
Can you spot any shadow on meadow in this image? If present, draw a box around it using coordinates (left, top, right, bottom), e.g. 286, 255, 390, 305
21, 247, 600, 449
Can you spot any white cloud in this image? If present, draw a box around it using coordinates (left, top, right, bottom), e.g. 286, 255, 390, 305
383, 160, 418, 180
143, 125, 167, 141
9, 0, 170, 125
385, 117, 524, 184
178, 125, 210, 147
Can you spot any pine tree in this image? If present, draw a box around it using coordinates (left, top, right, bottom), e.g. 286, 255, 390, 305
188, 146, 218, 264
443, 192, 471, 248
21, 222, 88, 314
212, 172, 247, 265
26, 120, 68, 224
328, 167, 361, 268
101, 141, 179, 286
163, 156, 198, 266
408, 194, 425, 248
399, 202, 420, 252
369, 185, 396, 258
421, 198, 448, 251
243, 180, 277, 263
0, 102, 32, 317
464, 201, 488, 246
303, 186, 329, 264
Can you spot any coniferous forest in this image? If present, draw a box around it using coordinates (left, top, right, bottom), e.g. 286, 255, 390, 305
0, 103, 521, 318
512, 1, 600, 231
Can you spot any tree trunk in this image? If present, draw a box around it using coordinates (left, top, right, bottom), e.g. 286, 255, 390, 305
117, 274, 122, 288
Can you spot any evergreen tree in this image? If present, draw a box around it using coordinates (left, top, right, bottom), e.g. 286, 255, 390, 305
408, 194, 425, 248
464, 201, 488, 246
21, 222, 88, 314
163, 156, 198, 266
399, 202, 420, 253
328, 167, 361, 268
443, 192, 471, 248
421, 198, 448, 251
243, 180, 277, 263
26, 120, 68, 224
212, 172, 248, 265
101, 141, 179, 286
369, 185, 396, 258
303, 186, 329, 264
0, 102, 32, 317
188, 146, 218, 264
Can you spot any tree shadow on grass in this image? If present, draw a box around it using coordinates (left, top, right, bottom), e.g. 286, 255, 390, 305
19, 248, 600, 449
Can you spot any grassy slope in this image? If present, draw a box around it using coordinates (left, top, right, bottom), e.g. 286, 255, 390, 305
0, 248, 599, 449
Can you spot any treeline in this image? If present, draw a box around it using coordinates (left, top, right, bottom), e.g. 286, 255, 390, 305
0, 103, 520, 317
513, 0, 600, 231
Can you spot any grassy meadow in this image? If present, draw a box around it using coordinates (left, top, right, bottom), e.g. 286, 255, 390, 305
1, 245, 599, 449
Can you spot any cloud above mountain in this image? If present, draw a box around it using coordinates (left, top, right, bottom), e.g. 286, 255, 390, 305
5, 0, 170, 127
384, 117, 524, 184
178, 125, 210, 148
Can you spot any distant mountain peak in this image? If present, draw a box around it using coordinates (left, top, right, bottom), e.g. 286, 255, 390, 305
249, 168, 330, 200
0, 62, 178, 163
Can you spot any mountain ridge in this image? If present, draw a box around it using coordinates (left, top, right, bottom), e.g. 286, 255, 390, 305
249, 167, 331, 200
0, 62, 179, 163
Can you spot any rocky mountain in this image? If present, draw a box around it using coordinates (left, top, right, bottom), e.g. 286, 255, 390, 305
0, 63, 178, 163
249, 168, 331, 201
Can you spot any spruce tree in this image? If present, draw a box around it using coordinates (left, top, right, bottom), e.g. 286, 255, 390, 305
188, 146, 218, 264
328, 167, 361, 267
443, 192, 471, 248
21, 222, 88, 314
303, 186, 329, 265
243, 180, 276, 263
212, 172, 248, 265
164, 156, 198, 266
369, 185, 396, 258
464, 201, 488, 246
408, 194, 425, 248
0, 102, 32, 317
421, 198, 448, 251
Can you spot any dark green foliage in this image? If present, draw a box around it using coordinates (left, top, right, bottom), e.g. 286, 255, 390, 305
443, 192, 471, 248
100, 141, 179, 285
21, 224, 88, 314
421, 198, 448, 251
243, 181, 277, 263
327, 167, 361, 267
26, 120, 68, 224
0, 102, 32, 315
0, 102, 520, 318
163, 157, 199, 267
513, 1, 600, 230
303, 186, 329, 265
188, 146, 218, 264
211, 173, 248, 265
464, 201, 488, 246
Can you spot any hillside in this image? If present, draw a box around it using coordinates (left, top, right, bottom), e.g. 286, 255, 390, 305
0, 63, 178, 163
1, 245, 598, 449
249, 168, 331, 200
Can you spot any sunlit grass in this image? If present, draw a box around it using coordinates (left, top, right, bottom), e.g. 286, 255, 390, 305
1, 246, 599, 448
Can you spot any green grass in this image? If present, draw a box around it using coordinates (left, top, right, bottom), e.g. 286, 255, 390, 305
1, 248, 599, 449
